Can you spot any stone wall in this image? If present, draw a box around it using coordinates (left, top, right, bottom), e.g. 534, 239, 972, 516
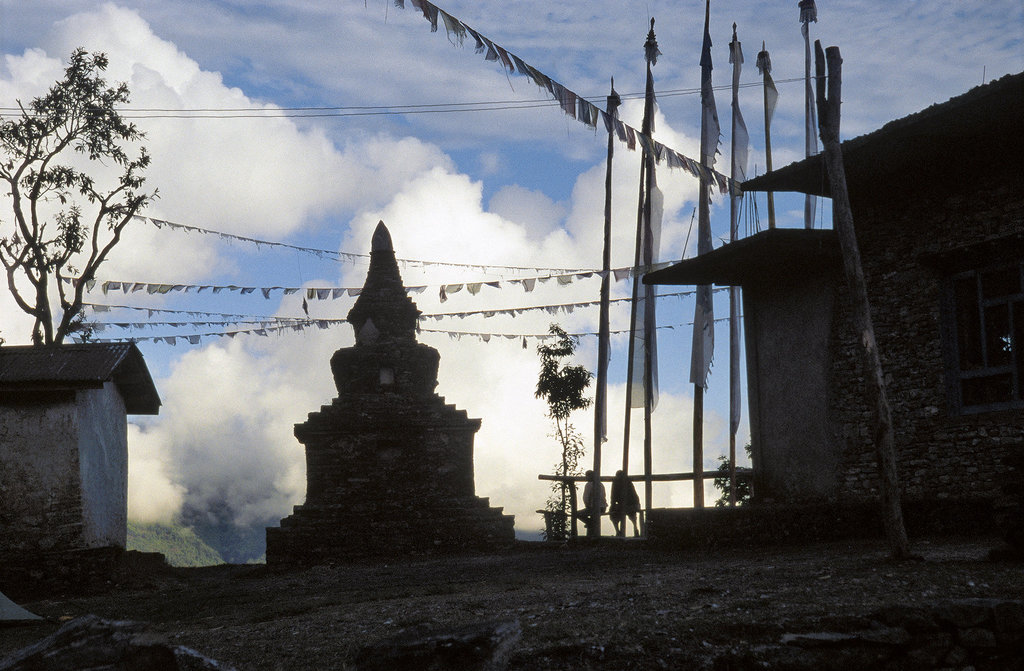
646, 501, 996, 551
0, 391, 86, 558
827, 165, 1024, 504
731, 599, 1024, 670
0, 385, 131, 593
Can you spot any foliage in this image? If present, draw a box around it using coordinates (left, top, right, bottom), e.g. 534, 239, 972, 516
0, 48, 155, 345
127, 521, 224, 567
541, 423, 586, 541
535, 324, 592, 540
713, 443, 753, 507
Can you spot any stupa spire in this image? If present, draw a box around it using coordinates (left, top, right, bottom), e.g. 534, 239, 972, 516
346, 221, 420, 344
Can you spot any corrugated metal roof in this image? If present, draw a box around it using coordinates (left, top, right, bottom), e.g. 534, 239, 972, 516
0, 343, 160, 415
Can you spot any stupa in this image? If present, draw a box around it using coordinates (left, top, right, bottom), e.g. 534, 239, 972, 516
266, 222, 515, 565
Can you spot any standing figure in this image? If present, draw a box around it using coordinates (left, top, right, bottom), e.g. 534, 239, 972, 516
609, 470, 643, 537
579, 470, 607, 534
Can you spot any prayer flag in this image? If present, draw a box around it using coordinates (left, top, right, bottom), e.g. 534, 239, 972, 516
691, 0, 717, 389
699, 11, 720, 168
728, 25, 747, 435
756, 46, 778, 129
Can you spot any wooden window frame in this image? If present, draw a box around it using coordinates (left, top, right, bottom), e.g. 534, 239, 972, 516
942, 261, 1024, 414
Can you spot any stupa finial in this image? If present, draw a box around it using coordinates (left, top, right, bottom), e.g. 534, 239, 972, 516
346, 221, 420, 344
371, 220, 393, 252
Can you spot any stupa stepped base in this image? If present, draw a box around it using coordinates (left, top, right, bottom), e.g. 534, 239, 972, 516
266, 497, 515, 565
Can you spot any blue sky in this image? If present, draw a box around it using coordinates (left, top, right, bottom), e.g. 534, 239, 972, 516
1, 1, 1021, 537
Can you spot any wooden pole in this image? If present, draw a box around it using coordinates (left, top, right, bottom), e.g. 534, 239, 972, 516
641, 19, 659, 524
592, 80, 620, 538
758, 41, 776, 229
691, 0, 714, 510
727, 24, 743, 506
814, 42, 911, 559
621, 160, 646, 475
801, 2, 818, 230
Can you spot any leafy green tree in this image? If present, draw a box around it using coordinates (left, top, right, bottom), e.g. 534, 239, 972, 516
535, 324, 592, 540
0, 48, 155, 345
713, 443, 753, 507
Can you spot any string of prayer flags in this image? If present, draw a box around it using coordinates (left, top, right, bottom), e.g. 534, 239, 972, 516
388, 0, 735, 193
83, 311, 739, 347
67, 264, 668, 301
135, 216, 589, 275
85, 289, 725, 341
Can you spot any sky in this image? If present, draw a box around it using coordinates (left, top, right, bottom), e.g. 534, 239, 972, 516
1, 1, 1021, 544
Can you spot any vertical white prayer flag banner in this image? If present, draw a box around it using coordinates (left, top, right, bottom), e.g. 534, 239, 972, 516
699, 21, 720, 168
728, 24, 747, 436
690, 2, 717, 389
630, 184, 662, 408
757, 47, 778, 129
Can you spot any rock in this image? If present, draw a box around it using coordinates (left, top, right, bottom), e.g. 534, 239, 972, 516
994, 600, 1024, 644
0, 615, 235, 671
354, 619, 521, 671
958, 627, 997, 648
934, 600, 994, 628
781, 631, 860, 647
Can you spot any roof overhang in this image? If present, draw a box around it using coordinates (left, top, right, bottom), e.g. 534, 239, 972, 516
742, 72, 1024, 198
0, 342, 160, 415
643, 228, 839, 287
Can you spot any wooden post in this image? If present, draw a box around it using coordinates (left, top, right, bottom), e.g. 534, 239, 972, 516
569, 479, 579, 539
621, 158, 646, 476
691, 0, 714, 510
693, 385, 704, 507
814, 42, 911, 559
641, 26, 658, 523
592, 80, 620, 538
758, 41, 777, 229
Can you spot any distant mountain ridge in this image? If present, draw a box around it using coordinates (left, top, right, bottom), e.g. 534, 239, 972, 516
127, 521, 225, 567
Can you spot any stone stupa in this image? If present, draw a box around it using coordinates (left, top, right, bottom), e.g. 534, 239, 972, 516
266, 222, 515, 565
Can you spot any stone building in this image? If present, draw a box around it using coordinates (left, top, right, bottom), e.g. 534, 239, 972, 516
646, 73, 1023, 528
266, 222, 515, 564
0, 342, 160, 589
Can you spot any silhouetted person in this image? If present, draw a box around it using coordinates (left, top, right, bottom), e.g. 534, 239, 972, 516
578, 469, 606, 534
609, 470, 642, 537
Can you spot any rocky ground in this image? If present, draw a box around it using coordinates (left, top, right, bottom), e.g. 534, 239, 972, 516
1, 536, 1021, 670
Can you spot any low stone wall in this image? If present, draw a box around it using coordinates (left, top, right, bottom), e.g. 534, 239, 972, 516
0, 547, 166, 600
718, 599, 1024, 670
646, 499, 996, 551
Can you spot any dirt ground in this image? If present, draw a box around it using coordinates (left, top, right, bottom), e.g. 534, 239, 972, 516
1, 536, 1021, 670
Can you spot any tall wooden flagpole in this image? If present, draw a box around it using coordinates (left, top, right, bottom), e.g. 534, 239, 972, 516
727, 24, 748, 505
756, 42, 777, 229
691, 0, 719, 509
592, 79, 620, 538
800, 0, 819, 229
640, 19, 660, 519
621, 161, 645, 476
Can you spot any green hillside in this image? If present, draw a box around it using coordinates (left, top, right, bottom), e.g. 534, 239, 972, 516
127, 521, 225, 567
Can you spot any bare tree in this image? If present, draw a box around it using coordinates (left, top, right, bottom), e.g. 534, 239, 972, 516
0, 48, 155, 345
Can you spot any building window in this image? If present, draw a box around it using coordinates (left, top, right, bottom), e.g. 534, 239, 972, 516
948, 262, 1023, 412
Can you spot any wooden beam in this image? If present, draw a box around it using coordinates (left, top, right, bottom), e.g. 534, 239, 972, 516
540, 471, 750, 483
814, 41, 911, 560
